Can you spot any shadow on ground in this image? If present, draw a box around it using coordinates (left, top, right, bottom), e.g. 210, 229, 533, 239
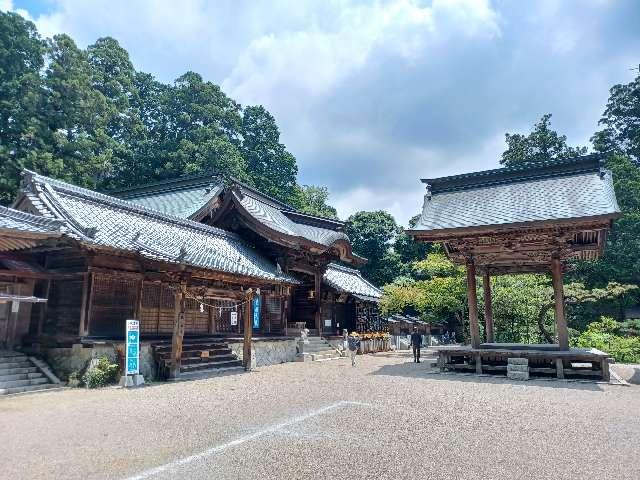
369, 357, 607, 392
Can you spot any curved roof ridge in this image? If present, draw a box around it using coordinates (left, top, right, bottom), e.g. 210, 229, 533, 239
0, 206, 66, 230
422, 154, 605, 194
112, 172, 221, 198
23, 170, 246, 243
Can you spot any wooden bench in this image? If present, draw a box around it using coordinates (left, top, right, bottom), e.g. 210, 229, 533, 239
435, 345, 613, 381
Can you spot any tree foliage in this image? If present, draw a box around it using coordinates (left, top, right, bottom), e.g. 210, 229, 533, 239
345, 211, 402, 286
501, 114, 587, 168
592, 70, 640, 160
293, 185, 338, 219
0, 12, 318, 212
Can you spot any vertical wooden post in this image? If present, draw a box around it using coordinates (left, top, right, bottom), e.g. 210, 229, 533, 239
551, 255, 569, 350
37, 279, 51, 336
78, 273, 89, 337
134, 279, 143, 321
243, 289, 254, 371
465, 257, 481, 349
483, 272, 494, 343
169, 282, 186, 379
314, 269, 322, 335
207, 301, 214, 335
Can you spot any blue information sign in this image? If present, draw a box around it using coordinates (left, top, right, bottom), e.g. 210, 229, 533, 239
252, 296, 261, 329
125, 319, 140, 375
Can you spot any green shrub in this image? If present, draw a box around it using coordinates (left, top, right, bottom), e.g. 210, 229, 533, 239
82, 356, 120, 388
573, 317, 640, 364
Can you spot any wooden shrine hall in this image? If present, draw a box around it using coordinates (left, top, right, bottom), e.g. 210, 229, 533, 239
407, 155, 621, 381
0, 170, 382, 381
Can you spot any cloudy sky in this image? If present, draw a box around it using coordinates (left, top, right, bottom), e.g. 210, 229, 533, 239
4, 0, 640, 224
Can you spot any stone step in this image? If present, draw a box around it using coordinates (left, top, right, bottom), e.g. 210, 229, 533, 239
180, 359, 243, 372
0, 372, 44, 383
153, 343, 229, 352
0, 377, 49, 389
0, 361, 32, 370
173, 366, 245, 381
0, 366, 38, 376
0, 350, 24, 357
155, 349, 233, 360
0, 355, 28, 365
301, 345, 336, 353
311, 352, 340, 361
0, 383, 61, 395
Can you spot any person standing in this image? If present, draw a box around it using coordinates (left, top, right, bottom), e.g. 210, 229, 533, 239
410, 327, 422, 363
347, 332, 360, 367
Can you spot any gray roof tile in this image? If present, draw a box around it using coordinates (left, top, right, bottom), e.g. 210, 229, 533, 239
413, 169, 620, 232
323, 263, 382, 301
16, 172, 299, 284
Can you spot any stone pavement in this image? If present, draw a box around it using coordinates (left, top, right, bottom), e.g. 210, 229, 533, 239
0, 351, 638, 480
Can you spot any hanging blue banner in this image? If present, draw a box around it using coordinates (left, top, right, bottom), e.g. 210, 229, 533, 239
252, 295, 261, 329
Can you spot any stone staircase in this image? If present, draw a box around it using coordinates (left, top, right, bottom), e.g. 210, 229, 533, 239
0, 351, 62, 395
296, 337, 341, 362
152, 338, 243, 380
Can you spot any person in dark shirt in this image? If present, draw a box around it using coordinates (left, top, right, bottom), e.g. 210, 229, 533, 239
410, 327, 422, 363
347, 332, 361, 367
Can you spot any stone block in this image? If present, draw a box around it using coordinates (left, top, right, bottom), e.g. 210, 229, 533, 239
507, 364, 529, 373
508, 357, 528, 366
507, 371, 529, 381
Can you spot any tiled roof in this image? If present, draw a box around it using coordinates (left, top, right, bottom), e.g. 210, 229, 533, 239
13, 172, 299, 284
412, 157, 620, 232
234, 189, 349, 247
0, 206, 65, 235
323, 263, 382, 302
112, 172, 353, 251
114, 174, 223, 219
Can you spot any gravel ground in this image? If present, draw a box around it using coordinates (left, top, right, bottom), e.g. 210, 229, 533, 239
1, 351, 639, 480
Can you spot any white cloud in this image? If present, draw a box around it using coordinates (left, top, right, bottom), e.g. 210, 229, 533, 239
6, 0, 637, 223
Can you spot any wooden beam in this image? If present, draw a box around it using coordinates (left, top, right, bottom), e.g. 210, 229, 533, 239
466, 257, 481, 349
168, 282, 186, 379
314, 269, 322, 335
551, 255, 569, 350
243, 289, 254, 371
483, 272, 494, 343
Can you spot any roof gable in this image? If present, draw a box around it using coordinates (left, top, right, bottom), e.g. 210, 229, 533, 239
13, 171, 298, 284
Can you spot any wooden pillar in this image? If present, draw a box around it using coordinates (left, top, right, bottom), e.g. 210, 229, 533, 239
465, 257, 481, 349
78, 273, 89, 337
483, 272, 494, 343
551, 255, 569, 350
314, 269, 322, 335
168, 282, 186, 379
37, 279, 51, 336
207, 302, 214, 335
243, 289, 254, 371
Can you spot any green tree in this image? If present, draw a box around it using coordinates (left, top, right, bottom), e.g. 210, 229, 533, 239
87, 37, 144, 187
501, 114, 587, 167
294, 185, 338, 218
158, 72, 247, 181
394, 214, 431, 266
592, 70, 640, 160
42, 34, 115, 188
241, 105, 298, 203
572, 155, 640, 286
0, 12, 47, 203
346, 211, 401, 286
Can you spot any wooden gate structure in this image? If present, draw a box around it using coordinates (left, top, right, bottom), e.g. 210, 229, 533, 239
407, 155, 621, 380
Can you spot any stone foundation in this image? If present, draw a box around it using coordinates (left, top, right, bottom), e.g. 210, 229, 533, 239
228, 339, 298, 368
43, 342, 157, 382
